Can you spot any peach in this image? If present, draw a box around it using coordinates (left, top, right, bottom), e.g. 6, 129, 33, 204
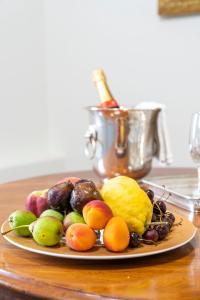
83, 200, 113, 230
103, 216, 130, 252
25, 189, 49, 217
66, 223, 96, 251
56, 177, 80, 186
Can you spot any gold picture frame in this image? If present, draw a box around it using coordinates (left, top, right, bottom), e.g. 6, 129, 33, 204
159, 0, 200, 16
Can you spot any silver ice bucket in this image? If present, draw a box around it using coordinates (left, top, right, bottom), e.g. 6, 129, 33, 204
85, 106, 168, 180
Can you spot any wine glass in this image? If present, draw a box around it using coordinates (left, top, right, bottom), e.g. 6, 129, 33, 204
189, 112, 200, 198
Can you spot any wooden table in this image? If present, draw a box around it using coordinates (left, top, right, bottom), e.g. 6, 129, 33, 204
0, 168, 199, 300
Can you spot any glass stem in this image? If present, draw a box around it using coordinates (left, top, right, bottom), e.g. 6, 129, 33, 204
198, 166, 200, 194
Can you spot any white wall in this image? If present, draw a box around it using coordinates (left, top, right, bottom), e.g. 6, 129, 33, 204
0, 0, 64, 183
1, 0, 200, 183
44, 0, 200, 170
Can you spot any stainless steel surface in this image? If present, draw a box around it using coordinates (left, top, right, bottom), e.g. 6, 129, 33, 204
85, 106, 163, 179
84, 125, 97, 159
142, 175, 200, 212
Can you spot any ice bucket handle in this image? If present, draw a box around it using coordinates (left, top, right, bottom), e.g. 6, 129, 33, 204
84, 125, 97, 160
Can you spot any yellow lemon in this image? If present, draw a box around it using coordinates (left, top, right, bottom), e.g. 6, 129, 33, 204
100, 176, 153, 235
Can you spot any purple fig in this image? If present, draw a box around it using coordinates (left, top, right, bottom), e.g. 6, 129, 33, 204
48, 181, 73, 212
70, 180, 102, 214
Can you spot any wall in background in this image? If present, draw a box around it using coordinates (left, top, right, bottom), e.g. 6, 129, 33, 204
0, 0, 64, 183
44, 0, 200, 172
1, 0, 200, 183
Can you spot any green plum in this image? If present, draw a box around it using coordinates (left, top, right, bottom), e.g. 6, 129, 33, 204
63, 211, 85, 232
30, 216, 63, 246
40, 209, 64, 222
8, 210, 37, 237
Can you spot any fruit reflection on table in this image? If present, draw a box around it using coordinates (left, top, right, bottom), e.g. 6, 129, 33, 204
1, 176, 177, 253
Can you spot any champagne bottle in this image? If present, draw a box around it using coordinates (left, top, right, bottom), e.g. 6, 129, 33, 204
92, 69, 119, 109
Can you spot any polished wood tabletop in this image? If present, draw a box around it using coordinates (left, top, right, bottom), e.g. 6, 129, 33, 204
0, 168, 199, 300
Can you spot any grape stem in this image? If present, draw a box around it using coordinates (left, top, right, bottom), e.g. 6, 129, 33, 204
147, 221, 168, 226
1, 225, 29, 235
139, 238, 157, 245
155, 202, 163, 218
173, 218, 183, 226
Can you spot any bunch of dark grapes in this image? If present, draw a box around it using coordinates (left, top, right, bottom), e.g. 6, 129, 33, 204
129, 189, 176, 248
145, 189, 175, 241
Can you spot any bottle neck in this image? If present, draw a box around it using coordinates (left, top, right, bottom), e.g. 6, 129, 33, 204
93, 69, 119, 108
94, 79, 114, 104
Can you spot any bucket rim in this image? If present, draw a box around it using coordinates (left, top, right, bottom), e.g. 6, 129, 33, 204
85, 106, 161, 112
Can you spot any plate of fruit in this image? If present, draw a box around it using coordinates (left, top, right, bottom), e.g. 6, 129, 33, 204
1, 176, 197, 260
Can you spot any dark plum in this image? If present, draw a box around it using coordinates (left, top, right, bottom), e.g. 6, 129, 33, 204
153, 200, 167, 214
48, 181, 73, 212
70, 180, 102, 214
75, 179, 91, 184
143, 229, 159, 242
129, 232, 141, 248
146, 189, 154, 204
